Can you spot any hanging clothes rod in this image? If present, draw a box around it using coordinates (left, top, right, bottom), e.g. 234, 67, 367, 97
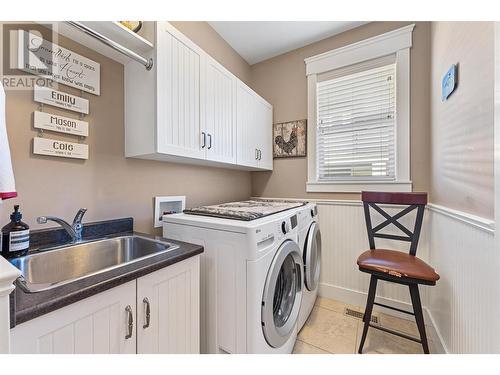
66, 21, 154, 71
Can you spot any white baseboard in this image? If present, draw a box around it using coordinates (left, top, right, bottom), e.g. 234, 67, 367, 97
319, 282, 447, 354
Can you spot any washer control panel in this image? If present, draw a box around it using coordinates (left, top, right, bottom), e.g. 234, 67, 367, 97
281, 214, 298, 234
311, 206, 318, 218
281, 221, 290, 234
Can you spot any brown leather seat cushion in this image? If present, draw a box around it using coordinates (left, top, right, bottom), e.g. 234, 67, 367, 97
357, 249, 440, 282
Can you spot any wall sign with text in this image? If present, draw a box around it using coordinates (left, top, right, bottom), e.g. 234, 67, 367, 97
34, 85, 89, 114
34, 111, 88, 137
15, 30, 100, 95
33, 137, 89, 160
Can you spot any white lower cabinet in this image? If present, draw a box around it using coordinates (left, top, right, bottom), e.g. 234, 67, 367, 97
10, 256, 200, 354
136, 255, 200, 354
10, 281, 137, 354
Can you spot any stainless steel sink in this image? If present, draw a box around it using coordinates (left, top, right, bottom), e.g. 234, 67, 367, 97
10, 235, 179, 293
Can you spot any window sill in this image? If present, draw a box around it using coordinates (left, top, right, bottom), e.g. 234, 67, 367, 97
306, 180, 413, 193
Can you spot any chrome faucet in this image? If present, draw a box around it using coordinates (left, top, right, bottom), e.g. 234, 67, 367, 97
37, 208, 88, 242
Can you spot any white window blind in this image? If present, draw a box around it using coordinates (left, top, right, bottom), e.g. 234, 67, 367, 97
316, 61, 396, 181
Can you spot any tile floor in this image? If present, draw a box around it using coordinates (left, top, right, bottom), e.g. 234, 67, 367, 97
293, 297, 437, 354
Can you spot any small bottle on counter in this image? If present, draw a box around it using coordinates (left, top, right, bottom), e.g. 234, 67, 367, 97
1, 205, 30, 259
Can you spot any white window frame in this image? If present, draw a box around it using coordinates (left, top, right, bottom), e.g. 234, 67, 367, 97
305, 24, 414, 193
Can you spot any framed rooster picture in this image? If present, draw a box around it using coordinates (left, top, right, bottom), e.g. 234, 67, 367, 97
273, 119, 307, 158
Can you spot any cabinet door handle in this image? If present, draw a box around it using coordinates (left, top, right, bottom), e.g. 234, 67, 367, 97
255, 149, 258, 160
208, 133, 212, 149
125, 305, 133, 339
258, 149, 261, 160
201, 132, 206, 148
143, 297, 151, 329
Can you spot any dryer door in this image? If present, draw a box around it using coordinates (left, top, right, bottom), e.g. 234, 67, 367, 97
304, 222, 321, 291
261, 240, 303, 348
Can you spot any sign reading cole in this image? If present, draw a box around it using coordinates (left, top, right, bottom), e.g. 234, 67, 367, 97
14, 30, 100, 95
34, 85, 89, 114
34, 111, 88, 137
33, 137, 88, 160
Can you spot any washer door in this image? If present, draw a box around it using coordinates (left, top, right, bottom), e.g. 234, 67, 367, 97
304, 222, 321, 291
261, 240, 303, 348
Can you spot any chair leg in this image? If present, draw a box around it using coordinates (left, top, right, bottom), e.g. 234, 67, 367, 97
409, 284, 430, 354
358, 275, 378, 354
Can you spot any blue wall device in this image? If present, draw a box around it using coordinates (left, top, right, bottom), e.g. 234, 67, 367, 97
442, 64, 458, 101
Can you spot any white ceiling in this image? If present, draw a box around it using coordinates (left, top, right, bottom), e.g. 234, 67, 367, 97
208, 21, 367, 65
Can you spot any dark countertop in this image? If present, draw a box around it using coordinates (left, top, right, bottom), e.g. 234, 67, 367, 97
9, 219, 203, 328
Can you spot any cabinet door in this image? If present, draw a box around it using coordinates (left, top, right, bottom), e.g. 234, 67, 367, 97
156, 24, 205, 159
203, 57, 237, 164
10, 281, 137, 354
255, 99, 273, 170
236, 82, 259, 168
137, 255, 200, 354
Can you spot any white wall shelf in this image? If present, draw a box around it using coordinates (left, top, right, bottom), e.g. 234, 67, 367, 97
45, 21, 154, 66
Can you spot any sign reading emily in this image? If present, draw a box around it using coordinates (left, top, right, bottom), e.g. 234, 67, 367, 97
33, 137, 88, 160
34, 85, 89, 114
15, 30, 100, 95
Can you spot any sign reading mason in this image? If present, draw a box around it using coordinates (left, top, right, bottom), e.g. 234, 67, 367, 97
15, 30, 100, 95
33, 137, 88, 160
34, 111, 89, 137
34, 85, 89, 114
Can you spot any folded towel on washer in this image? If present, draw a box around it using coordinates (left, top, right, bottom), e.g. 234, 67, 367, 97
0, 82, 17, 202
184, 199, 306, 221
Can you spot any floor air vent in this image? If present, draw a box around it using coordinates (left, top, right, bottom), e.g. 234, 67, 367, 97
344, 307, 379, 324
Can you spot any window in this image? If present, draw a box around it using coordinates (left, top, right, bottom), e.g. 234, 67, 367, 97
316, 60, 396, 181
305, 24, 414, 193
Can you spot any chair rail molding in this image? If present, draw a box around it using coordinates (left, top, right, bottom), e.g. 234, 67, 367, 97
0, 257, 21, 353
427, 203, 495, 234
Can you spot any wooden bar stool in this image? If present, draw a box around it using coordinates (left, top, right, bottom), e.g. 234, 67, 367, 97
357, 191, 439, 354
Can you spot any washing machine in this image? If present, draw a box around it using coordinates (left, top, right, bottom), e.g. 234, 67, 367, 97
163, 202, 304, 353
296, 202, 321, 331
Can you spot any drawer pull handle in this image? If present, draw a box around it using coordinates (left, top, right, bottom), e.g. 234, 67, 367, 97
143, 297, 151, 329
125, 305, 133, 339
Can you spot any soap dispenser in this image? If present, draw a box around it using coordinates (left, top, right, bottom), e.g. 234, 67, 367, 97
1, 205, 30, 259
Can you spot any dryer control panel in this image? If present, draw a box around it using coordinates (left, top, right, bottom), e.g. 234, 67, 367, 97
254, 213, 299, 252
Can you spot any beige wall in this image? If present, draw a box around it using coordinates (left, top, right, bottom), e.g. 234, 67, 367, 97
250, 22, 431, 201
430, 22, 494, 219
1, 20, 493, 236
0, 23, 252, 234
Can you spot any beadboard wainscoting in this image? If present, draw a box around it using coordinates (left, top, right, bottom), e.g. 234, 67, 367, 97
426, 205, 498, 354
254, 197, 497, 353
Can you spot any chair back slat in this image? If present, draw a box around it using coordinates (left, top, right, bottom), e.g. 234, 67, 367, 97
362, 191, 427, 205
362, 191, 427, 256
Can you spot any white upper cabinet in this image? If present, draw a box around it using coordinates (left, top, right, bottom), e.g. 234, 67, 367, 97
236, 82, 259, 168
203, 57, 237, 164
256, 97, 273, 170
236, 82, 273, 170
125, 22, 272, 171
156, 26, 204, 159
